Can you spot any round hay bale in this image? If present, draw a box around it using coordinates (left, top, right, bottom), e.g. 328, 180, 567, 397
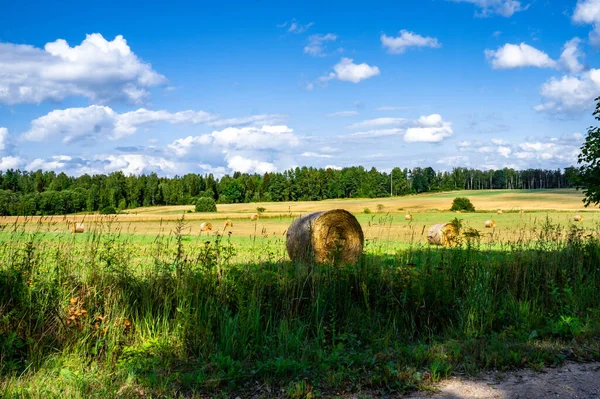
484, 220, 496, 228
224, 220, 233, 228
71, 222, 84, 233
574, 214, 583, 222
404, 214, 413, 221
286, 209, 364, 266
497, 210, 503, 214
427, 223, 457, 246
250, 214, 259, 221
200, 222, 213, 232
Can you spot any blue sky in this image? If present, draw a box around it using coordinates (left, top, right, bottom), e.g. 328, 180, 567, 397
0, 0, 599, 176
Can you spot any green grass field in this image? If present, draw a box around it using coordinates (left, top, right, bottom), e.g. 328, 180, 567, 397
2, 189, 600, 398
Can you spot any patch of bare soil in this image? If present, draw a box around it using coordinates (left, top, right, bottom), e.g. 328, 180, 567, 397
405, 362, 600, 399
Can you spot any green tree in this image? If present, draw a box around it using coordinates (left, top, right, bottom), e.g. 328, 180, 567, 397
450, 197, 475, 212
577, 96, 600, 206
195, 197, 217, 212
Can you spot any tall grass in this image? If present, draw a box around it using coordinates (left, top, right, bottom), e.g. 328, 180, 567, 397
1, 217, 600, 397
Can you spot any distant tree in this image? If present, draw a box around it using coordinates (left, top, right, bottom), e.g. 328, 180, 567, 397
450, 197, 475, 212
100, 205, 117, 215
195, 197, 217, 212
577, 96, 600, 206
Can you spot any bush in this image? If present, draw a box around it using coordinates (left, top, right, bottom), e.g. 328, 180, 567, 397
100, 205, 117, 215
363, 208, 371, 214
450, 197, 475, 212
256, 207, 266, 214
195, 197, 217, 213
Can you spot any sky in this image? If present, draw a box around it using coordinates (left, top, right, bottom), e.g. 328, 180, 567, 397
1, 0, 599, 177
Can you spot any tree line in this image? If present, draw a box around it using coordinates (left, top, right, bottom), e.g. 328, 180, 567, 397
0, 166, 578, 216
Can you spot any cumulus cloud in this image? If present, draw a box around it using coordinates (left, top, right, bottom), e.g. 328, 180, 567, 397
304, 33, 337, 56
380, 30, 441, 54
573, 0, 600, 47
320, 58, 380, 84
559, 38, 585, 74
535, 69, 600, 113
0, 156, 25, 170
0, 33, 166, 105
0, 128, 9, 152
404, 114, 453, 143
485, 43, 557, 69
451, 0, 526, 17
21, 105, 217, 143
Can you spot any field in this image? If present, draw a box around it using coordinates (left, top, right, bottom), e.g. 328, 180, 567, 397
2, 189, 600, 398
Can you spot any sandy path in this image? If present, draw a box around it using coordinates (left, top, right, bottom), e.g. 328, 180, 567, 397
405, 362, 600, 399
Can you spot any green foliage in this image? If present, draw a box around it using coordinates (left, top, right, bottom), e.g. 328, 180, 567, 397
363, 207, 371, 214
450, 197, 475, 212
99, 205, 117, 214
376, 204, 384, 212
195, 197, 217, 213
256, 207, 266, 214
577, 96, 600, 206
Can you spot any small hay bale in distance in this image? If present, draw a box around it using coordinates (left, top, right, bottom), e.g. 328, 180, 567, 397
484, 220, 496, 228
497, 210, 503, 214
71, 222, 84, 233
574, 214, 583, 222
200, 222, 213, 232
404, 214, 413, 221
427, 223, 457, 246
224, 220, 233, 228
286, 209, 364, 266
250, 213, 259, 221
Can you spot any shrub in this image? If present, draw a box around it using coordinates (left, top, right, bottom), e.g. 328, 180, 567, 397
195, 197, 217, 213
450, 197, 475, 212
100, 205, 117, 215
363, 208, 371, 214
256, 207, 266, 214
376, 204, 384, 212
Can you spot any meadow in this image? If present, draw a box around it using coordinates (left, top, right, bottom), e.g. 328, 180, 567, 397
1, 189, 600, 398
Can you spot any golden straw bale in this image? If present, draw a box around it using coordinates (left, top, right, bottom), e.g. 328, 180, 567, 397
497, 210, 503, 214
404, 214, 413, 221
484, 220, 496, 228
574, 214, 583, 222
286, 209, 364, 266
224, 220, 233, 228
250, 214, 259, 221
427, 223, 457, 246
71, 222, 84, 233
200, 222, 213, 232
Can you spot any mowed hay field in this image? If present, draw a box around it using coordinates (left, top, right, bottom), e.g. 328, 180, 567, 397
1, 189, 598, 248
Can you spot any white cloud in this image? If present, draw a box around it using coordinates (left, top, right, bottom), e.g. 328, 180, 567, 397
304, 33, 337, 56
347, 117, 406, 129
21, 105, 217, 143
0, 156, 25, 170
485, 43, 557, 69
301, 152, 334, 158
208, 114, 286, 127
573, 0, 600, 46
279, 19, 314, 34
320, 58, 380, 84
535, 69, 600, 113
0, 33, 166, 105
451, 0, 526, 17
437, 155, 469, 166
226, 155, 276, 174
0, 128, 9, 152
404, 114, 453, 143
350, 128, 404, 138
327, 110, 359, 117
559, 38, 585, 74
380, 30, 441, 54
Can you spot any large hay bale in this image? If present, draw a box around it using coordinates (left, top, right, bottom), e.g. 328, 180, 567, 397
71, 222, 84, 233
250, 213, 259, 221
404, 214, 413, 221
286, 209, 364, 265
484, 220, 496, 228
200, 222, 213, 232
574, 214, 583, 222
224, 220, 233, 228
427, 223, 457, 246
497, 210, 503, 214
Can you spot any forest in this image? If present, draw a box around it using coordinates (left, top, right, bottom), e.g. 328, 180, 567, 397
0, 165, 579, 216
